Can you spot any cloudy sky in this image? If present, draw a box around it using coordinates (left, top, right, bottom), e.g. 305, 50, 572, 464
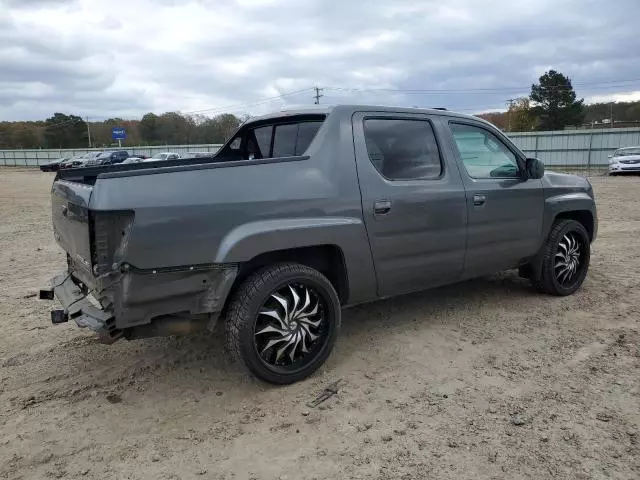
1, 0, 640, 121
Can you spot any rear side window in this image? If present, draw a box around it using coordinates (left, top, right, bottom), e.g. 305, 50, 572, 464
363, 118, 442, 180
272, 121, 323, 157
272, 124, 299, 157
253, 126, 273, 158
219, 117, 324, 161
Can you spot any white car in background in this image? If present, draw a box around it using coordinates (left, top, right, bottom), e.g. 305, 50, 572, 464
609, 147, 640, 175
145, 152, 181, 162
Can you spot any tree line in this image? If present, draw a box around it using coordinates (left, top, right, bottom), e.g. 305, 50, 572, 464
0, 111, 243, 149
479, 70, 640, 132
2, 70, 639, 149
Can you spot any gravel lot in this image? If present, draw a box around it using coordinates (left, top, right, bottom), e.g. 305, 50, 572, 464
0, 169, 638, 480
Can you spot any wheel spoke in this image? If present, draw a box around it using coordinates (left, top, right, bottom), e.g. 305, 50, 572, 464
275, 343, 289, 363
300, 331, 310, 353
255, 324, 287, 336
289, 285, 300, 322
299, 301, 319, 318
300, 322, 319, 341
298, 316, 322, 328
569, 236, 577, 255
258, 309, 288, 331
262, 334, 292, 355
271, 293, 290, 321
288, 330, 303, 362
560, 265, 573, 283
558, 239, 569, 254
292, 287, 311, 319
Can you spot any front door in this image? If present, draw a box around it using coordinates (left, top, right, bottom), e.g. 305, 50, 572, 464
446, 121, 544, 278
352, 112, 468, 297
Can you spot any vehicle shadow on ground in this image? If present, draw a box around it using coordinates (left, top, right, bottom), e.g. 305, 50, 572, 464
34, 271, 538, 401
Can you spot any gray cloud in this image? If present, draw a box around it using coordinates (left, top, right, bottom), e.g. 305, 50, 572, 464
1, 0, 640, 121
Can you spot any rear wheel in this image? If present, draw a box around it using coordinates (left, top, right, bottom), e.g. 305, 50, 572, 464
532, 219, 590, 296
225, 263, 341, 384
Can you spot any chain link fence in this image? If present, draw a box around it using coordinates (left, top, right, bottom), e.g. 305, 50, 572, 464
0, 144, 222, 167
2, 127, 640, 174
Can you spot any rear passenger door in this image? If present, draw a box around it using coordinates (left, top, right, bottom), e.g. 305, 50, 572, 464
446, 121, 544, 278
352, 112, 467, 297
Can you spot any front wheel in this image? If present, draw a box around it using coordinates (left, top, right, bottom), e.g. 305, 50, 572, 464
532, 219, 591, 296
225, 263, 341, 384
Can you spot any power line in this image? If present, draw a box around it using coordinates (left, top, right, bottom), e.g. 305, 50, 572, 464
180, 88, 314, 116
324, 78, 640, 95
313, 86, 323, 104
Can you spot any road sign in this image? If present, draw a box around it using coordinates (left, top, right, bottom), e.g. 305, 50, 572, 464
112, 127, 126, 141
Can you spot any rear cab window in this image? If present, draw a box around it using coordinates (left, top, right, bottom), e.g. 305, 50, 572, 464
363, 118, 443, 180
217, 115, 325, 161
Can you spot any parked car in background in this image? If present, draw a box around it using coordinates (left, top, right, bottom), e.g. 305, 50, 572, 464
121, 156, 145, 164
86, 150, 129, 166
145, 152, 181, 161
40, 156, 69, 172
41, 105, 597, 385
188, 152, 214, 158
59, 153, 98, 169
609, 146, 640, 175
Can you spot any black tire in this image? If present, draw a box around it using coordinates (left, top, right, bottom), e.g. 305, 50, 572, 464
532, 219, 590, 296
225, 262, 341, 384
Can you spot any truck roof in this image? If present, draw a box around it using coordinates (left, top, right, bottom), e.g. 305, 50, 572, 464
247, 104, 483, 123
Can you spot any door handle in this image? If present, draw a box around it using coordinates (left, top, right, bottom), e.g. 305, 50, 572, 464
374, 200, 392, 215
472, 194, 486, 206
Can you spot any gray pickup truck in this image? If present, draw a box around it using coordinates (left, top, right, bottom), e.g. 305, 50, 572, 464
41, 105, 597, 384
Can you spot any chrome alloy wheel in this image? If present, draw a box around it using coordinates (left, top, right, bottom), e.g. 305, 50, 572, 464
254, 283, 327, 368
554, 233, 583, 285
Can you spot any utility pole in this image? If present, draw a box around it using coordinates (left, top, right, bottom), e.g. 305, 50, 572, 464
506, 98, 516, 131
610, 102, 614, 128
86, 116, 92, 148
313, 87, 323, 105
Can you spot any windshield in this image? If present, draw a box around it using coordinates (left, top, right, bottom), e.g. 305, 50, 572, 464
614, 148, 640, 157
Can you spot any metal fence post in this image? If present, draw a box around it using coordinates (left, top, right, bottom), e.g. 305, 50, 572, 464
587, 131, 594, 175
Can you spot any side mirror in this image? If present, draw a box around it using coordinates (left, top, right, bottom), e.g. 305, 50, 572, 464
525, 157, 545, 179
607, 154, 613, 158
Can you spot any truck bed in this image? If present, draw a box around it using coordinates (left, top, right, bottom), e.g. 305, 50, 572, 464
56, 155, 219, 184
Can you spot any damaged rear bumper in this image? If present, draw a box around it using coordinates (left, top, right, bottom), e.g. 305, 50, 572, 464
40, 273, 121, 344
41, 263, 238, 344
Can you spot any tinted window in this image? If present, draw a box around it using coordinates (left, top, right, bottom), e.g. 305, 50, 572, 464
363, 118, 442, 180
450, 123, 519, 179
294, 121, 323, 155
272, 124, 298, 158
254, 126, 272, 158
218, 117, 324, 160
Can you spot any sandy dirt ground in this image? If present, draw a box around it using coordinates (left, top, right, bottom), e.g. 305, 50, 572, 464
0, 169, 638, 480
